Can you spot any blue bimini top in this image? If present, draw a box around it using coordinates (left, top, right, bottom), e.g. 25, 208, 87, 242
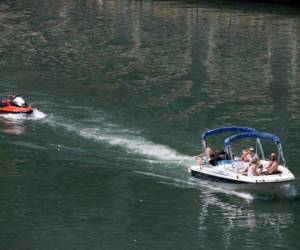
224, 132, 281, 148
201, 126, 256, 141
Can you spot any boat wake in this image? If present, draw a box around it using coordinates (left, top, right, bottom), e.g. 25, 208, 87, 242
42, 115, 256, 200
45, 114, 294, 201
41, 114, 298, 201
135, 171, 254, 201
44, 116, 193, 164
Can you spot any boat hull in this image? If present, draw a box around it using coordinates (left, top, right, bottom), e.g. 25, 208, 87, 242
191, 168, 246, 183
190, 161, 295, 190
0, 105, 33, 114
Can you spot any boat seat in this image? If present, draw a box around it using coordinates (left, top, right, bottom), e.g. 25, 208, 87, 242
262, 170, 282, 175
271, 170, 282, 175
217, 160, 232, 165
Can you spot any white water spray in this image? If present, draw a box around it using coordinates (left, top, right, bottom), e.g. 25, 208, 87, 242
0, 109, 47, 122
44, 116, 193, 163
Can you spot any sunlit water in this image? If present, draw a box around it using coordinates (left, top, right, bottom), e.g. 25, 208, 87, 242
0, 0, 300, 249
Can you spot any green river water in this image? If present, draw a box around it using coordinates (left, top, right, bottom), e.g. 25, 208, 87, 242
1, 0, 300, 249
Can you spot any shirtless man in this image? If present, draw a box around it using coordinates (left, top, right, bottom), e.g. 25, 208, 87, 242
265, 153, 278, 175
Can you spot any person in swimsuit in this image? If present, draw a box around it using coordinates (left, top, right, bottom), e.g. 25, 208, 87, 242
240, 149, 249, 162
265, 153, 278, 175
246, 147, 259, 164
240, 147, 261, 175
247, 158, 261, 177
196, 142, 213, 165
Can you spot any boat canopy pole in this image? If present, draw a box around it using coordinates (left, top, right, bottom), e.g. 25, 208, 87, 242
257, 138, 265, 160
277, 143, 286, 166
225, 145, 233, 160
202, 139, 206, 155
277, 146, 281, 165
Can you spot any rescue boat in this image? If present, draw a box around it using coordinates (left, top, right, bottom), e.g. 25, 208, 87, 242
0, 95, 33, 114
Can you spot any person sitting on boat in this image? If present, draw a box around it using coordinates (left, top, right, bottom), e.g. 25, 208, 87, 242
246, 147, 259, 164
209, 150, 228, 166
247, 158, 261, 177
0, 98, 5, 107
240, 147, 260, 174
205, 143, 213, 159
240, 149, 249, 162
8, 92, 17, 100
265, 153, 278, 175
196, 142, 213, 165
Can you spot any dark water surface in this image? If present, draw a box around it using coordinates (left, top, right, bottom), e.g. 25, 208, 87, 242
1, 0, 300, 249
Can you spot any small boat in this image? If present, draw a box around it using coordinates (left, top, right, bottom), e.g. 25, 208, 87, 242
0, 95, 33, 114
190, 126, 295, 188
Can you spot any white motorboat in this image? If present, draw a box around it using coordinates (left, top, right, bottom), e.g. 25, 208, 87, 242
190, 127, 295, 188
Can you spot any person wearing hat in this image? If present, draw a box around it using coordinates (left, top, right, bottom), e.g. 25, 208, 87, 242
265, 153, 278, 175
246, 147, 259, 164
239, 148, 259, 175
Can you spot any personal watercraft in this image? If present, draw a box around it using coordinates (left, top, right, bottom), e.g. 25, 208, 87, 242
0, 95, 33, 114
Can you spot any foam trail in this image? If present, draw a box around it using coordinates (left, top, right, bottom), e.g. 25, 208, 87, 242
79, 128, 192, 162
43, 116, 193, 163
43, 116, 254, 200
199, 181, 254, 201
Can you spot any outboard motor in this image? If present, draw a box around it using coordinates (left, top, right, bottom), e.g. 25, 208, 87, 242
12, 96, 27, 107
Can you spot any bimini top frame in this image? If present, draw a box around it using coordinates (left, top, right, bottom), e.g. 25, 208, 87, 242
224, 132, 286, 166
200, 126, 257, 158
201, 126, 256, 141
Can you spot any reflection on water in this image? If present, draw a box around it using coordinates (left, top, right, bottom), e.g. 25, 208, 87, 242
197, 192, 294, 249
134, 169, 297, 249
1, 0, 300, 136
0, 109, 46, 134
0, 119, 25, 134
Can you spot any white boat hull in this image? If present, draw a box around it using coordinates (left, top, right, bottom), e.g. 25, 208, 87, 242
190, 160, 295, 187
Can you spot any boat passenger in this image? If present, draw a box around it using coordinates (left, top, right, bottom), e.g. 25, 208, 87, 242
196, 142, 213, 165
239, 147, 262, 175
240, 149, 249, 162
8, 92, 17, 100
204, 143, 213, 159
239, 148, 258, 174
265, 153, 278, 175
247, 158, 261, 177
246, 147, 259, 164
0, 98, 5, 107
209, 150, 227, 166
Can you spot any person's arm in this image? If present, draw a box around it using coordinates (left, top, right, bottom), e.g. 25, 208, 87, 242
197, 152, 205, 158
206, 147, 213, 158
